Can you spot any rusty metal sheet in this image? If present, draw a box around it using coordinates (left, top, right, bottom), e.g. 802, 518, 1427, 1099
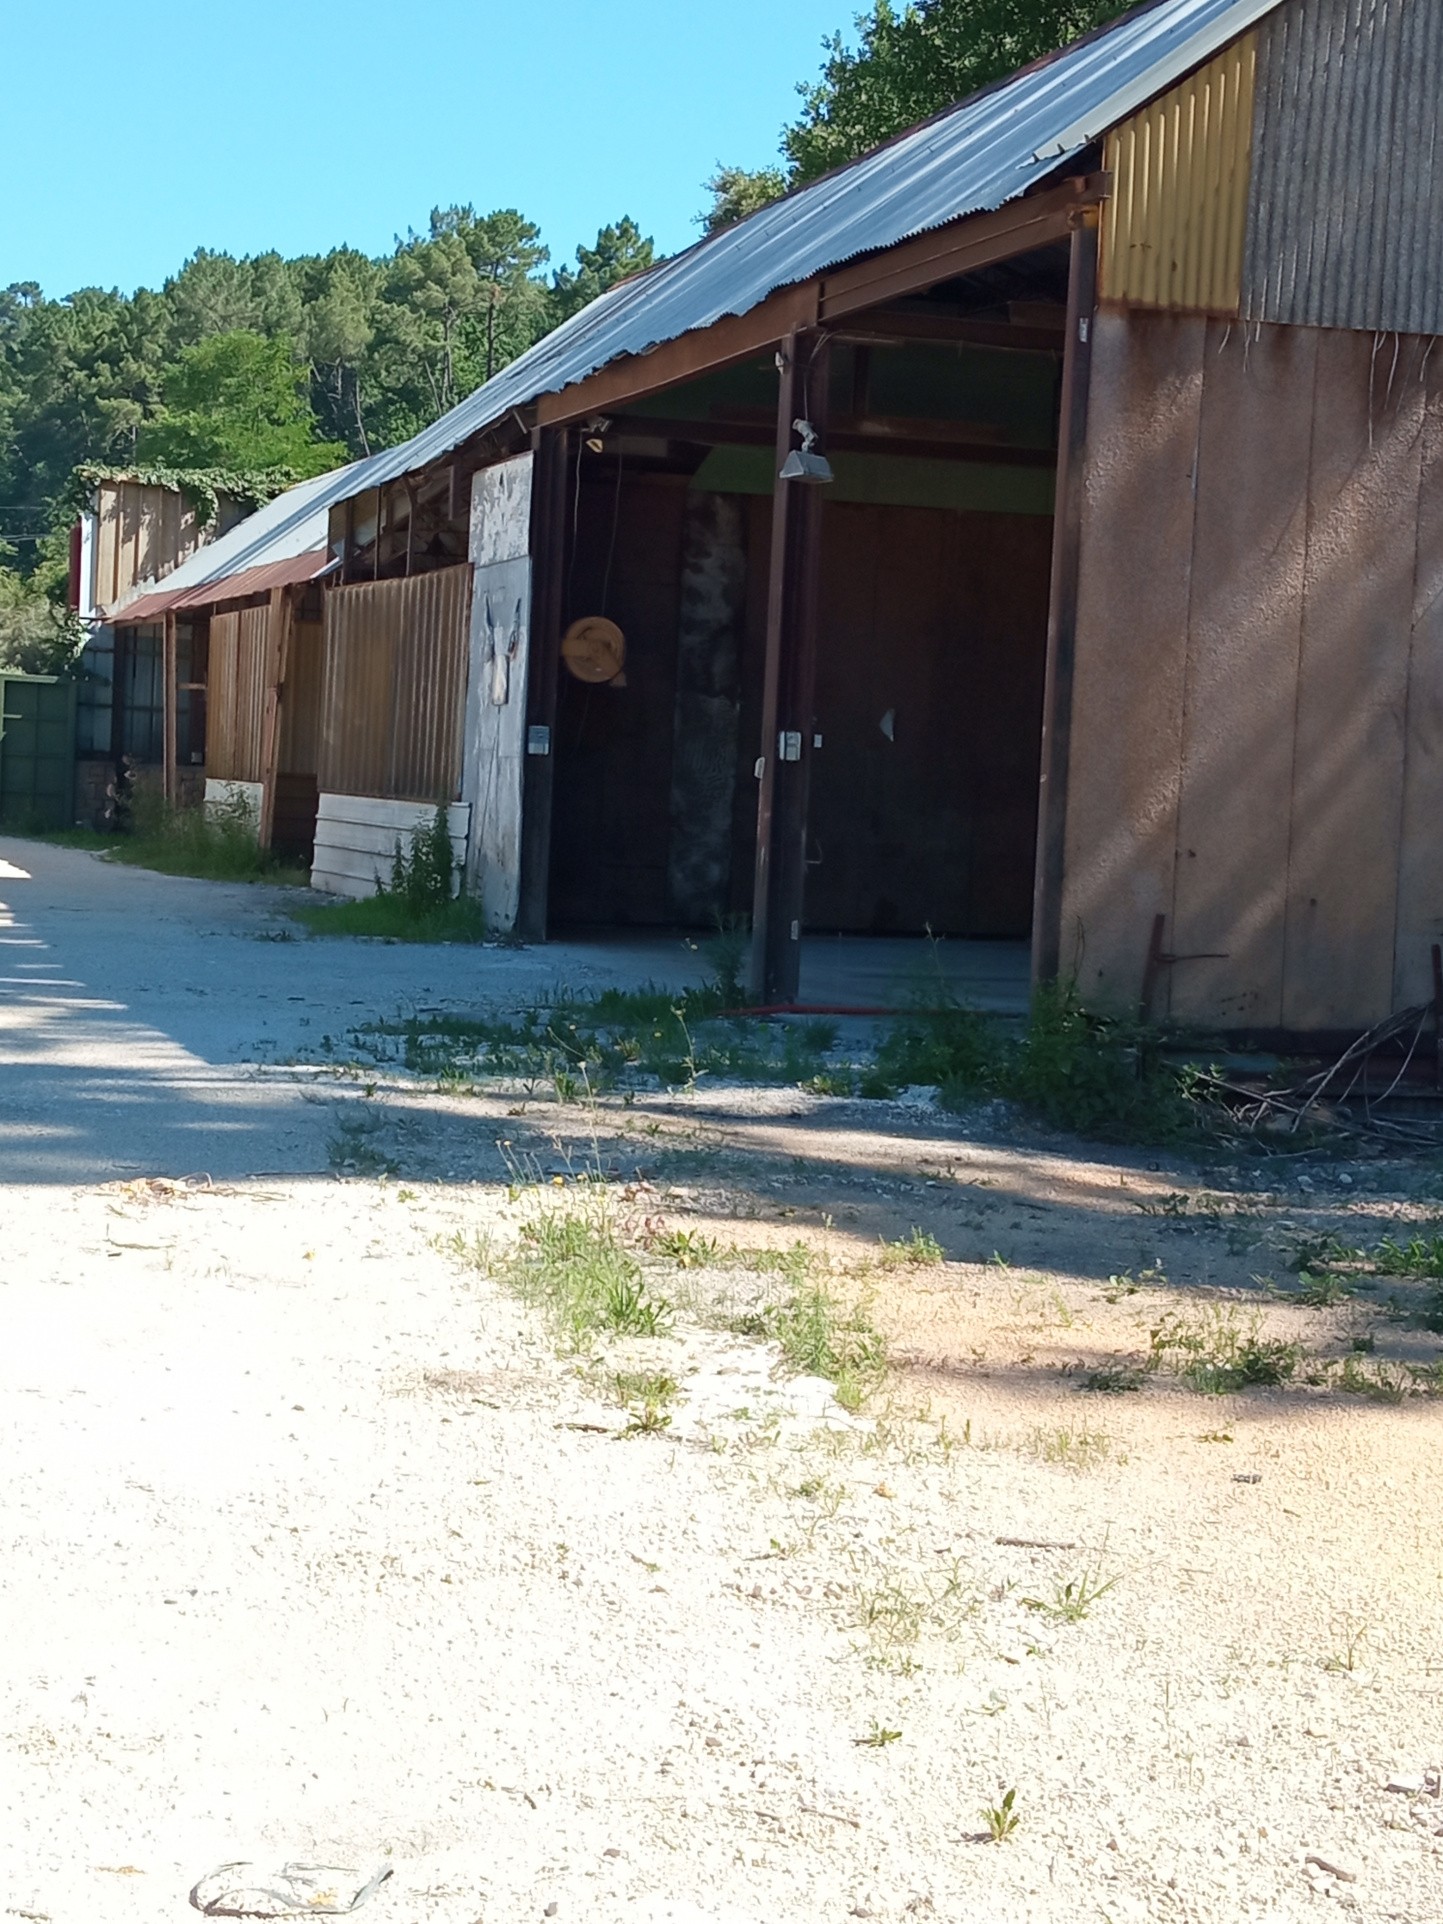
1392, 365, 1443, 1010
206, 605, 269, 784
1281, 328, 1424, 1032
1101, 31, 1257, 314
118, 551, 335, 625
1060, 309, 1206, 1012
318, 567, 470, 803
1168, 321, 1316, 1028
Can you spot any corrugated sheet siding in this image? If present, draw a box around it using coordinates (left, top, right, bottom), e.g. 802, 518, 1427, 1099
318, 567, 470, 803
1244, 0, 1443, 333
206, 606, 269, 783
1101, 32, 1257, 313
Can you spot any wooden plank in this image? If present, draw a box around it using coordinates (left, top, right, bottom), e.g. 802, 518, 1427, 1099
517, 429, 569, 939
536, 284, 819, 428
819, 175, 1105, 323
1169, 321, 1316, 1028
1283, 328, 1425, 1031
1033, 218, 1099, 984
1394, 355, 1443, 1007
748, 329, 803, 997
749, 332, 832, 1002
316, 793, 470, 835
1057, 307, 1205, 1009
256, 588, 291, 848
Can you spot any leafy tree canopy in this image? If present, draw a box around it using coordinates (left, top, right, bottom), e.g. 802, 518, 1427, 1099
137, 331, 347, 477
698, 166, 791, 237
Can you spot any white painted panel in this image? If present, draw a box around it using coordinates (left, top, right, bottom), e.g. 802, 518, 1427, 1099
462, 454, 534, 931
317, 794, 470, 835
470, 452, 534, 566
311, 793, 470, 900
205, 778, 263, 828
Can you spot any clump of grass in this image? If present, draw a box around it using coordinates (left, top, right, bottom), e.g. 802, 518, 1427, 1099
1296, 1270, 1353, 1308
295, 891, 489, 943
850, 1562, 976, 1657
500, 1200, 671, 1349
1148, 1305, 1300, 1393
648, 1227, 720, 1268
614, 1369, 680, 1434
1026, 1423, 1112, 1470
1022, 1565, 1120, 1624
750, 1282, 887, 1413
1079, 1363, 1145, 1394
99, 789, 303, 884
1331, 1356, 1409, 1403
871, 980, 1197, 1143
877, 1228, 945, 1268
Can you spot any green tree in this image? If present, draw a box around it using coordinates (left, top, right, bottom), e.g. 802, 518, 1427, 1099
698, 165, 789, 236
138, 331, 346, 476
549, 218, 656, 325
0, 542, 82, 674
784, 0, 1129, 181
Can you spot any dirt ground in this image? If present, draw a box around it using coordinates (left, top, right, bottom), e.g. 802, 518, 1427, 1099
5, 841, 1443, 1924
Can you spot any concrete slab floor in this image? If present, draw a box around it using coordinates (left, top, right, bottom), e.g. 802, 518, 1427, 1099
0, 836, 1028, 1184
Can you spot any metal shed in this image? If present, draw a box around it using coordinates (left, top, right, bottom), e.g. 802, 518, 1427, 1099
262, 0, 1443, 1039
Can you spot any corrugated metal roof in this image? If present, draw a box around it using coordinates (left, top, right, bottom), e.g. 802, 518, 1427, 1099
1243, 0, 1443, 334
325, 0, 1281, 505
103, 465, 345, 620
116, 549, 337, 623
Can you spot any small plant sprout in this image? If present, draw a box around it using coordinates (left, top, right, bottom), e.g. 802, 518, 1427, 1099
980, 1787, 1020, 1841
854, 1722, 902, 1748
879, 1227, 945, 1268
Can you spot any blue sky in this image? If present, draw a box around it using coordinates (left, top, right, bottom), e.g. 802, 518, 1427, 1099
8, 0, 855, 299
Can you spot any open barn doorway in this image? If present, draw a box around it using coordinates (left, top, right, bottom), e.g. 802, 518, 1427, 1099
543, 242, 1070, 1010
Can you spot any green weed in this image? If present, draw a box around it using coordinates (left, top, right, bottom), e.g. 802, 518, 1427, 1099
1148, 1305, 1300, 1393
1022, 1566, 1119, 1624
614, 1370, 680, 1434
1079, 1363, 1145, 1394
1026, 1424, 1112, 1470
497, 1202, 671, 1349
748, 1282, 887, 1412
854, 1722, 902, 1748
89, 790, 304, 884
980, 1788, 1020, 1842
877, 1228, 945, 1268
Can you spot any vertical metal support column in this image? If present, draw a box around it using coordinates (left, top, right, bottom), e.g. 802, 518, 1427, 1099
162, 610, 178, 807
750, 332, 831, 1005
517, 425, 570, 943
256, 586, 292, 851
1032, 211, 1100, 987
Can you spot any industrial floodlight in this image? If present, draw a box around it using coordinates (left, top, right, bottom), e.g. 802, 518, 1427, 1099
779, 418, 834, 484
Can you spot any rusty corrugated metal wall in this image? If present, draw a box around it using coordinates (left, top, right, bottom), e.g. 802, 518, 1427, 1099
1062, 307, 1443, 1034
206, 605, 269, 783
94, 480, 219, 612
318, 567, 470, 802
1242, 0, 1443, 333
1100, 32, 1257, 315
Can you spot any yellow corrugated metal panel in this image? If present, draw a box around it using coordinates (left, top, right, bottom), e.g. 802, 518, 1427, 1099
1101, 32, 1257, 315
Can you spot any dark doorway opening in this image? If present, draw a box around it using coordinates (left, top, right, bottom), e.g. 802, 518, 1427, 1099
544, 242, 1068, 993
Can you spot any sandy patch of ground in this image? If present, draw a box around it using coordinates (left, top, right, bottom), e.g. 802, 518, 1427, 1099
7, 1088, 1443, 1924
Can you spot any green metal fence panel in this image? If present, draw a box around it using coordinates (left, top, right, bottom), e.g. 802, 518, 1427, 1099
0, 672, 77, 831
